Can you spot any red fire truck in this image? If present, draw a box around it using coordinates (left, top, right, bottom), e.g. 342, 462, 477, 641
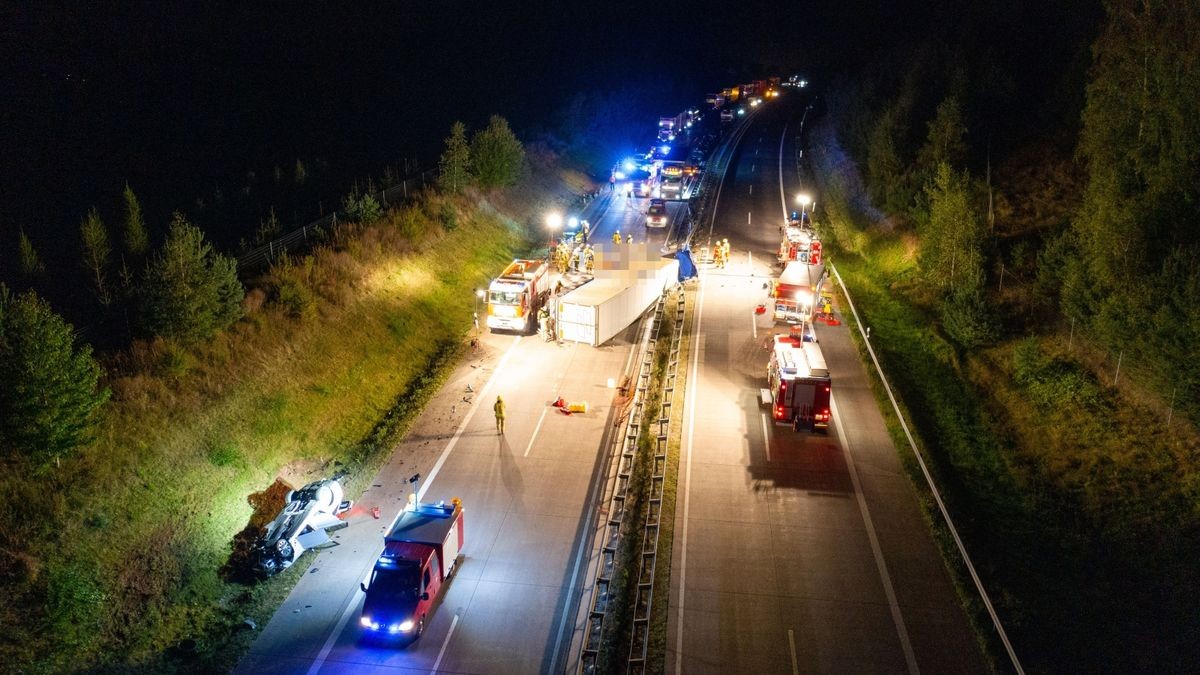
778, 222, 822, 265
765, 333, 831, 432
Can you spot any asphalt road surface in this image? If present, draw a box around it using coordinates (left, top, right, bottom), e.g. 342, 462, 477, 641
238, 96, 985, 675
237, 163, 685, 675
665, 99, 988, 674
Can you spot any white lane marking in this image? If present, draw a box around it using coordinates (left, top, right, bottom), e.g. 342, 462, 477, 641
788, 628, 800, 675
747, 211, 752, 226
749, 184, 753, 195
777, 122, 790, 218
307, 335, 522, 675
751, 308, 757, 340
431, 612, 460, 674
674, 272, 706, 674
831, 398, 919, 674
419, 336, 522, 501
305, 583, 363, 675
523, 407, 549, 457
752, 164, 756, 172
761, 412, 771, 463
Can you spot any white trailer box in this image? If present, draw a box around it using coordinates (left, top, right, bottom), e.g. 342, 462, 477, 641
558, 257, 678, 346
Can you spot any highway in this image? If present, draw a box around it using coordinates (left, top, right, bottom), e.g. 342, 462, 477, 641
237, 96, 985, 675
235, 165, 686, 673
666, 100, 987, 673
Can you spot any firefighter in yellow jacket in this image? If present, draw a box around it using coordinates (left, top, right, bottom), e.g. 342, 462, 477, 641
494, 395, 506, 434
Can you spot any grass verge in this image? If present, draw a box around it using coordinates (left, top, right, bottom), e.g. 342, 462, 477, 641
0, 183, 569, 672
819, 196, 1200, 672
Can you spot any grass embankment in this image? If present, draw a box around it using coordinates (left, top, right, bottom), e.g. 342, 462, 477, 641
814, 153, 1200, 670
0, 171, 593, 672
597, 289, 679, 673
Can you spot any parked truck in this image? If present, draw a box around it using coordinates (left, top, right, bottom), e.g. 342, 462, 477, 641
557, 255, 678, 346
359, 499, 465, 644
486, 259, 550, 333
771, 260, 826, 324
765, 333, 832, 432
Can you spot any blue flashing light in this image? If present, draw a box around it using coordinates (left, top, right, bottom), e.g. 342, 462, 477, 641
613, 171, 626, 180
622, 159, 636, 173
567, 217, 579, 229
660, 145, 671, 154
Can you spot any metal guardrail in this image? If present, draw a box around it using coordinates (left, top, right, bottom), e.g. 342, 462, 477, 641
234, 168, 437, 274
578, 287, 676, 674
788, 109, 1024, 673
684, 116, 756, 253
626, 286, 685, 673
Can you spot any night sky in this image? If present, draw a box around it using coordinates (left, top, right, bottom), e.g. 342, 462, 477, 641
0, 0, 1082, 272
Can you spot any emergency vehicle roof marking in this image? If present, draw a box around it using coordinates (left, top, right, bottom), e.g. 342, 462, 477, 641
385, 503, 458, 544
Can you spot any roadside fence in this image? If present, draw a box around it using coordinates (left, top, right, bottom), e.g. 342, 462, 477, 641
235, 168, 436, 274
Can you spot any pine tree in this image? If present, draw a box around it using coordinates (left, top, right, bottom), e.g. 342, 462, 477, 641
139, 212, 244, 342
438, 121, 472, 194
921, 163, 984, 292
80, 208, 112, 306
122, 184, 149, 258
0, 285, 109, 466
470, 115, 525, 188
17, 229, 44, 278
918, 96, 968, 175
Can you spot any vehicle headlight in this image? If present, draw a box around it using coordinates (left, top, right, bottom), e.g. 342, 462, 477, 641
360, 616, 378, 630
398, 619, 415, 632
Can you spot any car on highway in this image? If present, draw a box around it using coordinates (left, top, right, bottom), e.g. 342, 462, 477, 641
629, 169, 654, 198
646, 199, 668, 228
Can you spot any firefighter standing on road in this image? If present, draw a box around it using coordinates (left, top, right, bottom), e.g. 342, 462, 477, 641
613, 231, 621, 245
627, 233, 633, 245
494, 396, 506, 435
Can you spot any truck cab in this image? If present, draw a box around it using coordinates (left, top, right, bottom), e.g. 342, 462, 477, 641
487, 259, 548, 333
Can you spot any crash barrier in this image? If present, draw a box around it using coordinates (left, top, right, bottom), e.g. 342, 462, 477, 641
829, 262, 1025, 674
235, 168, 436, 274
684, 116, 756, 254
578, 285, 682, 674
625, 285, 685, 672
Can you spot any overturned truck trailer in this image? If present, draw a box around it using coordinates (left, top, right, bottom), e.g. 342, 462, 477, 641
557, 255, 678, 347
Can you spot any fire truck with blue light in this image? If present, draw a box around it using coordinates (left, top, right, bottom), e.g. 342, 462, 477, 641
765, 332, 832, 432
778, 213, 822, 265
359, 497, 464, 644
486, 259, 549, 333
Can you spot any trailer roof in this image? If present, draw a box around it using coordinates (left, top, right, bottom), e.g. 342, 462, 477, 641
385, 502, 460, 546
558, 277, 628, 305
778, 261, 824, 288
